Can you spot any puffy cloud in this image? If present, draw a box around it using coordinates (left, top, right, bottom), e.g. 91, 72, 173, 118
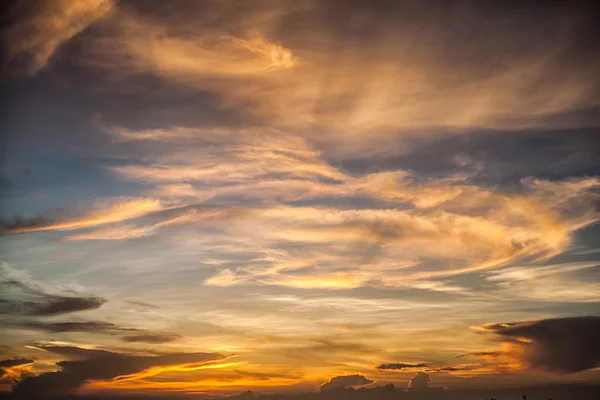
408, 372, 430, 389
475, 316, 600, 373
1, 0, 114, 74
319, 375, 373, 391
12, 345, 224, 396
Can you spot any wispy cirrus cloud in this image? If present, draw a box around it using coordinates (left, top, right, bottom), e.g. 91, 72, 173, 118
1, 198, 163, 235
93, 125, 600, 291
71, 0, 600, 146
1, 0, 114, 74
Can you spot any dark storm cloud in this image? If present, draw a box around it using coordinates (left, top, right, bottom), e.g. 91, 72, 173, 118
376, 363, 427, 370
11, 345, 224, 396
478, 316, 600, 373
319, 375, 373, 391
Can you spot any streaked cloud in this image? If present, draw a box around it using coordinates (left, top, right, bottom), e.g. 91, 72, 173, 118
75, 1, 600, 144
2, 0, 599, 395
2, 198, 163, 235
2, 0, 114, 74
12, 345, 225, 396
0, 263, 107, 316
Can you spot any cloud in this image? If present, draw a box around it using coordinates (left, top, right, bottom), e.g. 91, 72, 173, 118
475, 316, 600, 373
484, 261, 600, 303
120, 332, 182, 344
19, 320, 181, 344
21, 320, 123, 333
0, 359, 33, 381
77, 1, 599, 142
102, 126, 600, 292
319, 375, 373, 391
1, 264, 180, 344
408, 372, 430, 389
1, 198, 163, 235
24, 297, 106, 317
376, 363, 427, 370
1, 0, 114, 74
62, 208, 200, 241
0, 264, 107, 317
11, 345, 224, 396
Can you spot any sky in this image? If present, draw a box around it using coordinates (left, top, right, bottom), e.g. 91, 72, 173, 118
0, 0, 599, 397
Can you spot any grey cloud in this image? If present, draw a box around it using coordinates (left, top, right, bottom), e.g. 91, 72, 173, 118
121, 332, 182, 344
408, 372, 430, 389
125, 300, 160, 310
319, 375, 373, 391
12, 345, 224, 396
20, 320, 119, 333
19, 320, 181, 344
376, 363, 427, 370
0, 214, 57, 235
25, 296, 107, 316
0, 268, 107, 317
479, 316, 600, 373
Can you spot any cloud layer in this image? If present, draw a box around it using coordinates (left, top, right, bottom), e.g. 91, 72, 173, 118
12, 345, 224, 396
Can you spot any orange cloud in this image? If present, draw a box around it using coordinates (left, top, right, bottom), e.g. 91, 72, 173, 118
6, 198, 163, 234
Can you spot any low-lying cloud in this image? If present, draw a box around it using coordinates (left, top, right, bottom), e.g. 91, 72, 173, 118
12, 345, 224, 396
319, 375, 373, 391
408, 372, 430, 389
476, 316, 600, 373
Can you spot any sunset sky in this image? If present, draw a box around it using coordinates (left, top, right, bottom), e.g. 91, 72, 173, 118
1, 0, 599, 397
